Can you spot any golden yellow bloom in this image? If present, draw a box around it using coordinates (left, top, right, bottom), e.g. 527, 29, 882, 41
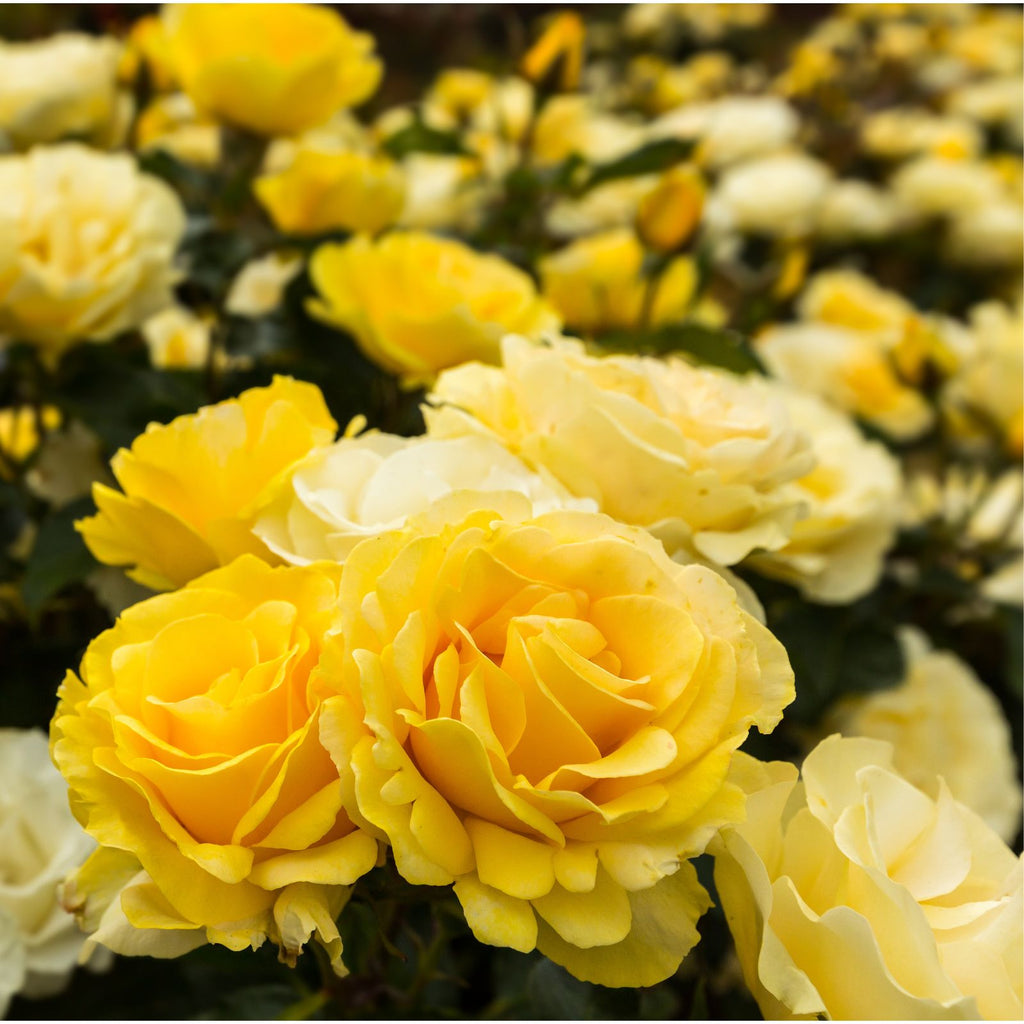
520, 12, 585, 91
76, 377, 337, 591
713, 737, 1023, 1020
0, 406, 61, 478
636, 165, 705, 253
163, 4, 382, 136
308, 232, 560, 386
324, 496, 793, 986
428, 336, 814, 566
124, 15, 178, 92
0, 34, 127, 150
0, 145, 185, 364
827, 628, 1023, 843
539, 230, 697, 333
51, 556, 379, 971
255, 149, 404, 236
798, 268, 916, 335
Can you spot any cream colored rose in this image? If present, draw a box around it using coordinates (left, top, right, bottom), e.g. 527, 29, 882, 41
891, 155, 1008, 219
0, 145, 185, 364
396, 154, 489, 233
746, 387, 902, 603
756, 322, 935, 441
224, 253, 303, 319
861, 108, 983, 161
0, 34, 128, 150
141, 306, 211, 370
0, 729, 101, 1012
816, 180, 907, 241
942, 300, 1023, 454
714, 151, 832, 237
428, 335, 814, 566
531, 95, 646, 167
545, 176, 658, 239
713, 736, 1023, 1020
253, 431, 594, 565
946, 202, 1024, 266
827, 628, 1022, 843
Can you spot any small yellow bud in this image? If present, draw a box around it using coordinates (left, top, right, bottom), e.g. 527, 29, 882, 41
636, 165, 706, 253
773, 245, 809, 300
521, 12, 585, 92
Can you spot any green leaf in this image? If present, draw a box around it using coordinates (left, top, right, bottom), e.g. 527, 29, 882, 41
21, 497, 97, 616
382, 120, 468, 159
596, 322, 765, 375
524, 959, 595, 1019
585, 138, 694, 191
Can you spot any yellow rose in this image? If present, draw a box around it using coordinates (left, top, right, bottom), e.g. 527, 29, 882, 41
428, 335, 814, 566
0, 145, 185, 364
253, 430, 593, 566
76, 377, 337, 591
798, 268, 917, 336
135, 93, 221, 168
395, 153, 489, 233
826, 628, 1023, 843
124, 15, 178, 92
756, 321, 935, 441
141, 306, 211, 370
0, 406, 61, 479
254, 149, 405, 236
713, 737, 1023, 1020
0, 34, 127, 150
520, 12, 586, 91
531, 96, 646, 167
546, 176, 659, 239
746, 387, 902, 603
163, 4, 381, 136
51, 556, 379, 971
323, 497, 794, 986
538, 229, 697, 333
308, 232, 560, 386
636, 165, 706, 253
422, 70, 534, 142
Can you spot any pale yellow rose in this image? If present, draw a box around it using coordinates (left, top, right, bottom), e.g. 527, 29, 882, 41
224, 253, 303, 319
135, 93, 221, 167
891, 155, 1008, 219
0, 729, 101, 1013
162, 3, 381, 136
942, 301, 1024, 454
531, 95, 646, 167
322, 495, 794, 986
255, 149, 405, 236
538, 229, 698, 333
816, 179, 907, 241
713, 736, 1023, 1020
428, 335, 815, 565
0, 406, 61, 478
746, 387, 902, 603
626, 53, 734, 114
756, 322, 935, 441
545, 176, 659, 239
861, 108, 983, 161
422, 70, 534, 142
51, 556, 379, 972
827, 628, 1022, 843
307, 232, 560, 386
76, 377, 337, 590
254, 430, 593, 566
714, 151, 832, 237
798, 269, 917, 336
396, 153, 490, 233
0, 145, 185, 364
0, 34, 127, 150
946, 202, 1024, 266
141, 306, 211, 370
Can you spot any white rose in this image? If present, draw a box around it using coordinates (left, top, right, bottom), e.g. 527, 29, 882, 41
715, 151, 833, 237
0, 34, 127, 150
816, 179, 907, 240
428, 335, 814, 566
746, 388, 902, 603
713, 736, 1023, 1020
0, 729, 101, 1009
253, 431, 593, 565
698, 96, 799, 168
827, 628, 1023, 843
945, 202, 1024, 265
0, 144, 185, 364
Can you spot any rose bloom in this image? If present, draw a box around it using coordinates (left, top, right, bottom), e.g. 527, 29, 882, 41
77, 377, 337, 590
0, 144, 185, 365
163, 4, 381, 136
714, 151, 832, 238
538, 229, 697, 333
421, 69, 534, 143
254, 430, 593, 566
428, 335, 814, 566
141, 306, 211, 370
712, 736, 1023, 1020
255, 148, 405, 236
530, 96, 647, 167
891, 155, 1009, 220
135, 93, 221, 168
308, 232, 560, 386
394, 153, 490, 233
826, 628, 1022, 843
323, 495, 793, 986
51, 556, 379, 972
545, 176, 659, 240
746, 387, 902, 603
0, 34, 128, 151
816, 179, 907, 241
756, 322, 935, 442
0, 729, 101, 1016
225, 253, 303, 319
